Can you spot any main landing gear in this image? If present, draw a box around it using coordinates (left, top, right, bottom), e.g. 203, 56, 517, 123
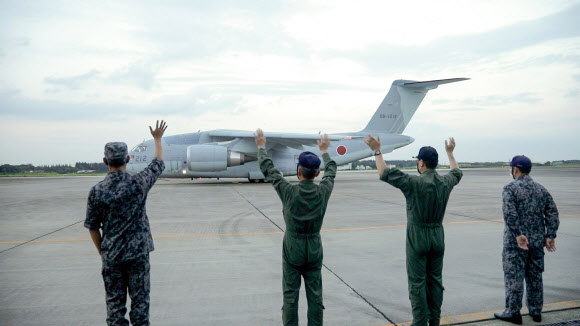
248, 178, 267, 183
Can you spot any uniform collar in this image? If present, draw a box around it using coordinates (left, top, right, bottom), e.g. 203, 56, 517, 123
106, 170, 127, 181
516, 174, 533, 182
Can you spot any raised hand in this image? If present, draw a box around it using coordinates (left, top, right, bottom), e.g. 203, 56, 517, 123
445, 137, 455, 153
317, 134, 330, 154
364, 135, 381, 152
149, 120, 167, 140
255, 128, 266, 148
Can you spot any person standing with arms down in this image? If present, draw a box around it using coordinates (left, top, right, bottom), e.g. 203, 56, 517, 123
494, 155, 559, 324
254, 129, 336, 326
85, 120, 167, 326
365, 135, 462, 326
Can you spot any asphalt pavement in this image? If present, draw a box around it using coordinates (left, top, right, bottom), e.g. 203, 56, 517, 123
1, 167, 578, 325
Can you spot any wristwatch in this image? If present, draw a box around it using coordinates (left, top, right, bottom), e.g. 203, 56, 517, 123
374, 150, 381, 156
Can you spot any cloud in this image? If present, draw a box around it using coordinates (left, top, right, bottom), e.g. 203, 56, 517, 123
125, 2, 307, 64
109, 62, 157, 90
565, 89, 579, 97
331, 3, 580, 74
437, 107, 486, 112
1, 1, 579, 165
461, 92, 542, 106
44, 70, 100, 90
0, 37, 31, 54
0, 86, 246, 121
43, 63, 158, 92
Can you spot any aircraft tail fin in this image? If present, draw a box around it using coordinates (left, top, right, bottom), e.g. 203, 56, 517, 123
362, 78, 469, 134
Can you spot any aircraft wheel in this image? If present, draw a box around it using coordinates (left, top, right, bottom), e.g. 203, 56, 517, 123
259, 179, 266, 183
248, 178, 256, 183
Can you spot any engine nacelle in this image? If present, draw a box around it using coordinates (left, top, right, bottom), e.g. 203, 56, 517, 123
187, 145, 256, 172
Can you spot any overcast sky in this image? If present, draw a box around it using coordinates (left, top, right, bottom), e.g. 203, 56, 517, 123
1, 0, 579, 166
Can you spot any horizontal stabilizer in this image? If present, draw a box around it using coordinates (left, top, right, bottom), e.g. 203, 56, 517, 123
401, 78, 470, 90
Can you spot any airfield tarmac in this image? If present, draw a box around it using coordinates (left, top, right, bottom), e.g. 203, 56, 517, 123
0, 167, 578, 326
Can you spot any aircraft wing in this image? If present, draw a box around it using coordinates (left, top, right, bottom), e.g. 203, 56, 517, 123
208, 130, 358, 149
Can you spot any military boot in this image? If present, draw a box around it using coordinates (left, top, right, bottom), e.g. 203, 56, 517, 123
494, 310, 522, 325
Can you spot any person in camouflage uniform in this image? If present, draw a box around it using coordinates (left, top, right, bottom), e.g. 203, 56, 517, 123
365, 135, 462, 326
85, 120, 167, 326
494, 155, 559, 325
254, 128, 336, 326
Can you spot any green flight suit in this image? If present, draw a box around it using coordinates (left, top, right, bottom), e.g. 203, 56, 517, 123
381, 168, 462, 326
258, 148, 337, 326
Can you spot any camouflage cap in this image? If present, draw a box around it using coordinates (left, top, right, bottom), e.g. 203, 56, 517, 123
104, 142, 128, 161
298, 151, 321, 170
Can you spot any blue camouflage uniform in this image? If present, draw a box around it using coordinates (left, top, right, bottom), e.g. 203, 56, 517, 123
85, 143, 164, 326
502, 174, 559, 316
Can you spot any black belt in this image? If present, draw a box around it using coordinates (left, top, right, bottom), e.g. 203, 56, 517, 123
410, 222, 443, 228
286, 230, 320, 238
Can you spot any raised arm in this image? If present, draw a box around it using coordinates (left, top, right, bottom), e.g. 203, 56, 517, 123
364, 134, 414, 193
318, 134, 337, 194
445, 137, 458, 170
255, 129, 292, 200
149, 120, 167, 160
364, 135, 387, 177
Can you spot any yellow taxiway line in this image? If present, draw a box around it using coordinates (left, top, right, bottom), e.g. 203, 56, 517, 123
376, 299, 580, 326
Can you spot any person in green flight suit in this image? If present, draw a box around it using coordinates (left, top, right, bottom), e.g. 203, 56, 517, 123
254, 128, 337, 326
365, 135, 462, 326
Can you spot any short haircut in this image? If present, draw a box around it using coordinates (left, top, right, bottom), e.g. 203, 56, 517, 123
300, 166, 318, 180
108, 157, 127, 168
514, 166, 531, 174
424, 159, 438, 169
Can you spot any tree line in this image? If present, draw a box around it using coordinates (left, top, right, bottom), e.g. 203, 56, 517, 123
351, 159, 580, 169
0, 162, 108, 174
1, 159, 578, 175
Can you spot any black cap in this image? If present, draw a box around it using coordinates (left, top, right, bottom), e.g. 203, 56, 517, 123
298, 151, 321, 170
414, 146, 438, 165
510, 155, 532, 173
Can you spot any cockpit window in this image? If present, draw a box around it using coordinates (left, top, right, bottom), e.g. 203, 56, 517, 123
131, 145, 147, 152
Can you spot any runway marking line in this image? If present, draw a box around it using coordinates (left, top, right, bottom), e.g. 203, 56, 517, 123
375, 299, 580, 326
1, 214, 578, 244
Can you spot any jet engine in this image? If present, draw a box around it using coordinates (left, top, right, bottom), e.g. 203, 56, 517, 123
187, 145, 257, 171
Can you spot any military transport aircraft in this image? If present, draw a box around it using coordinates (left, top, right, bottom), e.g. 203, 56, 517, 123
126, 78, 468, 182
